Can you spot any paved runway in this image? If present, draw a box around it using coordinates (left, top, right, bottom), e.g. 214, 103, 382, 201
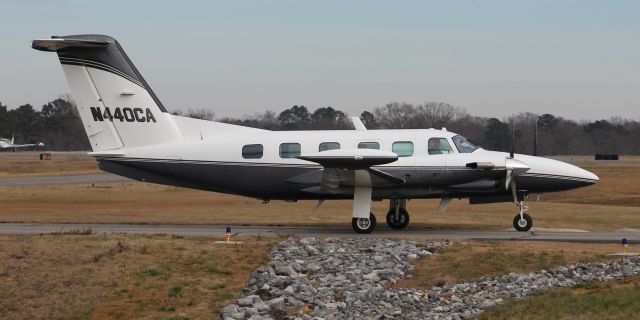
0, 223, 638, 243
0, 173, 130, 186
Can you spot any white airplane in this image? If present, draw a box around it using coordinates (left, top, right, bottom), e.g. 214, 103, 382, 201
32, 35, 599, 234
0, 135, 44, 151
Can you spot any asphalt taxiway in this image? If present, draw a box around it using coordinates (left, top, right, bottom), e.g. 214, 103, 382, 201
0, 223, 638, 243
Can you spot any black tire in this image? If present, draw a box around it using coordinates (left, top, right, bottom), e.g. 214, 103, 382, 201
513, 213, 533, 232
352, 212, 377, 234
386, 207, 410, 229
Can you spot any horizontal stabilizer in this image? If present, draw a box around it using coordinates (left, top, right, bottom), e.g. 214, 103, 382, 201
32, 37, 110, 52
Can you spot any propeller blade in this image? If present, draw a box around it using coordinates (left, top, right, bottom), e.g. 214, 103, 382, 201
504, 158, 530, 191
437, 197, 452, 214
311, 199, 325, 214
510, 179, 518, 203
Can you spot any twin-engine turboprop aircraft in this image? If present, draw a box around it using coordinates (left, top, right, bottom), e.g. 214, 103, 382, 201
32, 35, 599, 233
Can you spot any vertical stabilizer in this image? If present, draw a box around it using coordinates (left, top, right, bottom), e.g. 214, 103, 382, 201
32, 35, 182, 152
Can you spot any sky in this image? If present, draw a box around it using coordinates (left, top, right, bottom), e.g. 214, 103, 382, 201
1, 0, 639, 121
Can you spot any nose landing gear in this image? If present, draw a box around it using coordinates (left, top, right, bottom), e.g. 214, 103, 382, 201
513, 199, 532, 232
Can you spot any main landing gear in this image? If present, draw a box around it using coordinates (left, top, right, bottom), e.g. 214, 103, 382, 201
352, 213, 377, 234
513, 197, 533, 232
386, 199, 410, 229
350, 199, 411, 234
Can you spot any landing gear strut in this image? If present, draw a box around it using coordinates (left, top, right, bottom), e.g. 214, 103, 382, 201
386, 199, 410, 229
513, 197, 532, 232
352, 212, 377, 234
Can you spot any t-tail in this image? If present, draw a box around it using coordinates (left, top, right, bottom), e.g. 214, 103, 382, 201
32, 35, 182, 153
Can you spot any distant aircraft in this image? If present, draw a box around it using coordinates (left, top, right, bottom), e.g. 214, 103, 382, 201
32, 35, 599, 233
0, 135, 44, 152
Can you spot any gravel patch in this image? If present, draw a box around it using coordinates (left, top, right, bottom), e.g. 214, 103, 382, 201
218, 237, 640, 320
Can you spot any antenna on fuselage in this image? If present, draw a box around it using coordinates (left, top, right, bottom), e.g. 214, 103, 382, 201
509, 117, 515, 158
533, 116, 538, 156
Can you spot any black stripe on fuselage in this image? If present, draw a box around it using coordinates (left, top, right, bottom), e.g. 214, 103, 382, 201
95, 156, 594, 199
60, 57, 144, 88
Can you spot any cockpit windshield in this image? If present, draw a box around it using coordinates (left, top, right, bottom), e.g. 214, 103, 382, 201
452, 135, 478, 153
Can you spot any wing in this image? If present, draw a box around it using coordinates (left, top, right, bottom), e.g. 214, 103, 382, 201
288, 149, 405, 195
291, 148, 405, 219
11, 144, 37, 148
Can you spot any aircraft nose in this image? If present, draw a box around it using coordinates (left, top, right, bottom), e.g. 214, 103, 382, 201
573, 165, 599, 184
511, 155, 599, 192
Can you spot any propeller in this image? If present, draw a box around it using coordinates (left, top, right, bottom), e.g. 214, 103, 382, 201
504, 156, 530, 199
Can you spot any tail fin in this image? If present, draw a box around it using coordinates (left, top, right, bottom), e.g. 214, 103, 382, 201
10, 135, 14, 145
32, 35, 182, 152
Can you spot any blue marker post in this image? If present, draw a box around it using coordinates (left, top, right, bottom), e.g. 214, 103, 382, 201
226, 226, 232, 243
622, 238, 629, 255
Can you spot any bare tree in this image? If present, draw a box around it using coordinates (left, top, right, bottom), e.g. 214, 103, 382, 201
373, 102, 418, 129
416, 102, 466, 129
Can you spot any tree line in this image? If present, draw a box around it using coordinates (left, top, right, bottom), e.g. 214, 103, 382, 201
1, 97, 638, 155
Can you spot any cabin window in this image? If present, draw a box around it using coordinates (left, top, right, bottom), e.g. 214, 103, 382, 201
242, 144, 263, 159
279, 143, 301, 158
392, 141, 414, 157
428, 138, 454, 155
319, 142, 340, 152
358, 142, 380, 150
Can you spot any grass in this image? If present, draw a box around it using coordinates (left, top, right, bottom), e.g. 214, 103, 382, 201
0, 154, 638, 231
396, 241, 619, 289
0, 182, 638, 231
543, 160, 640, 207
0, 152, 99, 177
0, 235, 634, 319
1, 153, 639, 231
479, 276, 640, 320
2, 154, 638, 317
0, 234, 276, 319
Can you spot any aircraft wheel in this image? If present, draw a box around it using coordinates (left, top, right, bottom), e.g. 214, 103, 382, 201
386, 207, 410, 229
352, 213, 377, 234
513, 213, 533, 232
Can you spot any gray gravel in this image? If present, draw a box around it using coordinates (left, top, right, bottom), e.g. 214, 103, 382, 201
218, 237, 640, 320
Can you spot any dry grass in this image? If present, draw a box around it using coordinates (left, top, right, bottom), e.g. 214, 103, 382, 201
544, 161, 640, 207
0, 152, 98, 177
479, 276, 640, 320
0, 182, 638, 231
397, 241, 620, 289
0, 154, 638, 231
0, 234, 276, 319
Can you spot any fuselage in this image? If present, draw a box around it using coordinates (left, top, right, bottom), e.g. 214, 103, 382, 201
95, 116, 598, 201
0, 139, 11, 149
